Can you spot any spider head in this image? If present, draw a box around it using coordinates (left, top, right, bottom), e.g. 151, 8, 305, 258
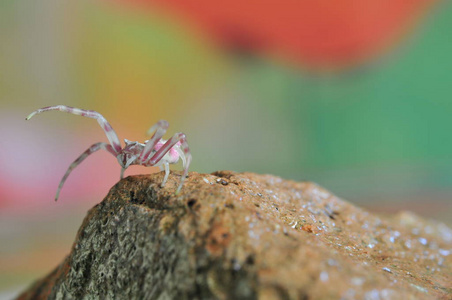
118, 139, 144, 168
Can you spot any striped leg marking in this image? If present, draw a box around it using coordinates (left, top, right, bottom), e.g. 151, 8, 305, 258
26, 105, 122, 153
139, 120, 169, 162
55, 142, 116, 201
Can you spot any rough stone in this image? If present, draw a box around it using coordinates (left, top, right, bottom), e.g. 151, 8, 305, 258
17, 171, 452, 299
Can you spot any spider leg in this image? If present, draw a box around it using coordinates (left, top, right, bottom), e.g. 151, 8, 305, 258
139, 120, 169, 162
55, 142, 116, 201
175, 146, 187, 169
120, 154, 139, 179
148, 133, 192, 193
161, 163, 170, 187
26, 105, 122, 153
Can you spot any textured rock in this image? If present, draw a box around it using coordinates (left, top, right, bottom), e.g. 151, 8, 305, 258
17, 171, 452, 299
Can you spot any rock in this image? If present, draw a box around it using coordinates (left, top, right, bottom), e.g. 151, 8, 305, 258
17, 171, 452, 299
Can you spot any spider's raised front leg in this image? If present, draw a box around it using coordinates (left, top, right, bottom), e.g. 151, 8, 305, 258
148, 133, 192, 193
26, 105, 122, 153
139, 120, 169, 163
55, 142, 116, 201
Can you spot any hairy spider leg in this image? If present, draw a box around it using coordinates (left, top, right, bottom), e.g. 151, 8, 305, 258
148, 133, 192, 193
55, 142, 116, 202
139, 120, 169, 163
26, 105, 122, 153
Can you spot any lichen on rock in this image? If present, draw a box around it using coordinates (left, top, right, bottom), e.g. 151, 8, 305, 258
17, 171, 452, 299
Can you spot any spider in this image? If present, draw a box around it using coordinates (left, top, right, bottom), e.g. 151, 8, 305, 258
26, 105, 192, 201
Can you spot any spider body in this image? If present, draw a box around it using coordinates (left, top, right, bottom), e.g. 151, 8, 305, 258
120, 139, 181, 167
26, 105, 192, 201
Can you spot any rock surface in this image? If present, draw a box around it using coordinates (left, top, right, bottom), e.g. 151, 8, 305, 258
17, 171, 452, 299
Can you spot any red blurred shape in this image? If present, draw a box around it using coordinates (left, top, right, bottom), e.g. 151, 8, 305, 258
115, 0, 435, 69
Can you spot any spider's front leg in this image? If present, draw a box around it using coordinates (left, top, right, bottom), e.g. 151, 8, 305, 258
55, 142, 116, 201
148, 133, 192, 194
26, 105, 122, 153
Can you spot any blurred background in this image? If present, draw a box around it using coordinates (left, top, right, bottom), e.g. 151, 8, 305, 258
1, 0, 451, 296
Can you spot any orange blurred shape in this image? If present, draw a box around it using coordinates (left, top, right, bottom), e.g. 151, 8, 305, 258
114, 0, 436, 69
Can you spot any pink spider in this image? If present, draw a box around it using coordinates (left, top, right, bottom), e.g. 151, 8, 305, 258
26, 105, 192, 201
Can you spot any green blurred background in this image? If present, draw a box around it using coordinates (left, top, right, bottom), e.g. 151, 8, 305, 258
1, 0, 451, 296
